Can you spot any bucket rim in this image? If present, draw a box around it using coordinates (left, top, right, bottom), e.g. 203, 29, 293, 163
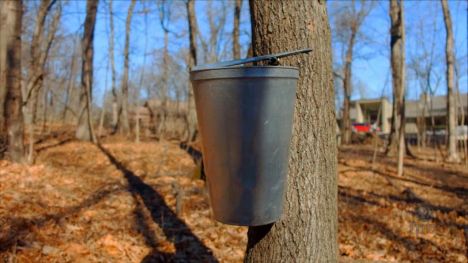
190, 65, 299, 73
190, 66, 299, 80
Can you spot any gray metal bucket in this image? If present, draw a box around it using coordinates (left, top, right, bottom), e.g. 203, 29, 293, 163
190, 66, 299, 226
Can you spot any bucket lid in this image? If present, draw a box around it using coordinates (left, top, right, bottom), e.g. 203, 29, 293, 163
190, 66, 299, 80
191, 48, 312, 71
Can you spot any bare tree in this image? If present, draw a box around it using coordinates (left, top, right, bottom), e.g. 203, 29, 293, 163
331, 0, 374, 145
98, 56, 110, 138
454, 54, 467, 165
155, 0, 172, 139
108, 0, 118, 131
232, 0, 242, 59
389, 0, 406, 176
199, 1, 227, 64
62, 41, 79, 124
0, 5, 8, 135
1, 0, 24, 162
441, 0, 460, 162
135, 6, 149, 143
24, 0, 61, 162
245, 0, 337, 261
116, 0, 136, 135
76, 0, 98, 142
185, 0, 198, 142
23, 0, 57, 105
408, 16, 439, 150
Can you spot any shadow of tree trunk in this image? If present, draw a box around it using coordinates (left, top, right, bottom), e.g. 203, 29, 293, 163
97, 144, 218, 262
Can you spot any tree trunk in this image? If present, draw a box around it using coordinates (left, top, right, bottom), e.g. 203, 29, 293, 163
62, 45, 78, 124
98, 59, 109, 138
23, 0, 56, 104
2, 0, 24, 162
420, 101, 427, 148
390, 0, 406, 176
108, 0, 118, 131
75, 0, 98, 142
334, 0, 373, 145
342, 30, 356, 145
41, 86, 49, 134
157, 29, 169, 139
454, 55, 467, 165
441, 0, 459, 163
135, 10, 149, 143
186, 0, 198, 142
232, 0, 242, 59
200, 2, 227, 64
117, 0, 136, 135
26, 0, 60, 163
245, 1, 337, 261
0, 2, 9, 135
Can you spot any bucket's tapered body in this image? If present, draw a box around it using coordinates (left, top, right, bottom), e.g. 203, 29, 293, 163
190, 66, 298, 226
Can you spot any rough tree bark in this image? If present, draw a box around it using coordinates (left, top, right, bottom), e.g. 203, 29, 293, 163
75, 0, 98, 142
232, 0, 242, 59
108, 0, 118, 130
441, 0, 460, 163
117, 0, 136, 135
245, 1, 337, 261
2, 0, 24, 162
389, 0, 406, 176
0, 2, 8, 134
185, 0, 198, 142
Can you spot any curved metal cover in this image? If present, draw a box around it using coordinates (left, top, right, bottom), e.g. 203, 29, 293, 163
191, 66, 299, 81
191, 67, 298, 226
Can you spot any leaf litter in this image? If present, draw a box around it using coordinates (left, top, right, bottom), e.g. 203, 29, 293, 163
0, 136, 466, 262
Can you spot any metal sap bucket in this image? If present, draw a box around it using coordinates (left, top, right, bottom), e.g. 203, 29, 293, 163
190, 49, 310, 226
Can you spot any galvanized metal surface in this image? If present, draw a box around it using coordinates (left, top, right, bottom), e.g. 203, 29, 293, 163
191, 66, 299, 226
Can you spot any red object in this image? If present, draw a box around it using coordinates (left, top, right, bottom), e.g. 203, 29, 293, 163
352, 123, 371, 133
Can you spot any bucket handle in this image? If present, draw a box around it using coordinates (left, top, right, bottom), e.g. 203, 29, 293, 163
192, 48, 312, 71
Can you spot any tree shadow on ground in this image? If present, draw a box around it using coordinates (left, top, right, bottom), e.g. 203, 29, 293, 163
340, 148, 468, 209
339, 186, 467, 258
365, 168, 467, 216
340, 146, 468, 182
347, 214, 454, 257
97, 144, 218, 263
0, 183, 124, 252
35, 138, 76, 153
339, 184, 468, 252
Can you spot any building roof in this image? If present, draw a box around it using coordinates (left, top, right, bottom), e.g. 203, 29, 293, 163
406, 93, 468, 118
351, 97, 390, 105
334, 93, 467, 120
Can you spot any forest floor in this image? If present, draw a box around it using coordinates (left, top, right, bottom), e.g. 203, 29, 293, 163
0, 133, 467, 262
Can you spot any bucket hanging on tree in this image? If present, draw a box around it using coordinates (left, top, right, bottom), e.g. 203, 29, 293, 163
190, 49, 311, 226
